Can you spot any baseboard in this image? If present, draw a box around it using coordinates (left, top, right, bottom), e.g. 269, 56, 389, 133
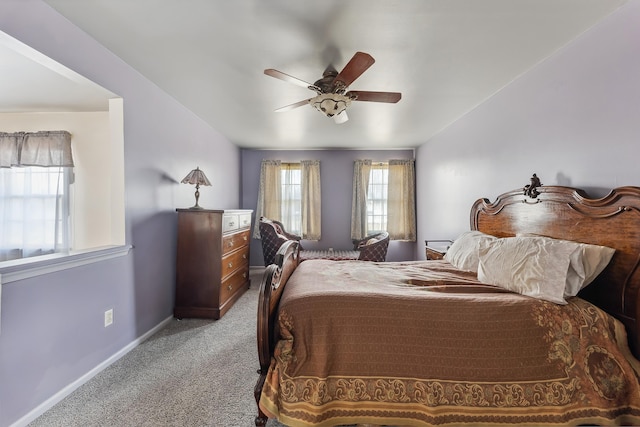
10, 315, 174, 427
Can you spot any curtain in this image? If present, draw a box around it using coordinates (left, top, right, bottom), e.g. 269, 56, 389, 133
301, 160, 321, 240
0, 130, 74, 260
0, 131, 74, 168
350, 159, 371, 240
253, 160, 281, 238
0, 167, 71, 260
387, 159, 416, 241
0, 133, 21, 167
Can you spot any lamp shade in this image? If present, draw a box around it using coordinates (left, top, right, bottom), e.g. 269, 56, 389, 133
181, 167, 211, 209
181, 167, 211, 186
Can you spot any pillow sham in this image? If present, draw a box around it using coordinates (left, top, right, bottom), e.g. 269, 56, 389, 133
476, 236, 615, 304
444, 230, 497, 272
516, 233, 615, 297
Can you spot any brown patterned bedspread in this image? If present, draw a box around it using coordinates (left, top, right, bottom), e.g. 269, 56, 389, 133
259, 260, 640, 427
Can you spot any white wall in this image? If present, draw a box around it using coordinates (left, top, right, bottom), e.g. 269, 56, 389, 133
415, 0, 640, 257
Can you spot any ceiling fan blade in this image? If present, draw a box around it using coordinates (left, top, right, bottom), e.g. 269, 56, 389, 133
332, 52, 375, 89
274, 98, 312, 112
264, 69, 318, 91
333, 111, 348, 124
347, 90, 401, 103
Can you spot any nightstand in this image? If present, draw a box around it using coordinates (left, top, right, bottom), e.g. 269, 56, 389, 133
425, 240, 453, 260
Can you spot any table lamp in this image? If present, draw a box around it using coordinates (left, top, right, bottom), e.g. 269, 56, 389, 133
181, 166, 211, 209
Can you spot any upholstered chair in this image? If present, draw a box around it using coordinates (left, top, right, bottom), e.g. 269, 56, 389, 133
355, 231, 390, 262
258, 217, 302, 266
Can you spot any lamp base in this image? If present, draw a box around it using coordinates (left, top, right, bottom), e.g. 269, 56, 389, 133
189, 187, 204, 209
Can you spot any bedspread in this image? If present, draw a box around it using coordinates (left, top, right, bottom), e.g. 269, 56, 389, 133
259, 260, 640, 427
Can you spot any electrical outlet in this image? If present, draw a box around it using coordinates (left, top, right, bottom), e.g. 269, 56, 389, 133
104, 309, 113, 327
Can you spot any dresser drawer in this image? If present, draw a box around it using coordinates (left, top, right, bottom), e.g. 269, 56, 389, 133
220, 267, 249, 304
222, 214, 239, 233
239, 213, 252, 229
221, 248, 249, 278
222, 229, 250, 255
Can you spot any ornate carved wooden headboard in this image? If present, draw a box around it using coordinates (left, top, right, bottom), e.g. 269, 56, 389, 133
471, 184, 640, 358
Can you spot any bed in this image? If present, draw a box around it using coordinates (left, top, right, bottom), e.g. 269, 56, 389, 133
254, 182, 640, 427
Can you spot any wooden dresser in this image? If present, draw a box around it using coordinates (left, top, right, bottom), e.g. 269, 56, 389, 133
174, 208, 252, 319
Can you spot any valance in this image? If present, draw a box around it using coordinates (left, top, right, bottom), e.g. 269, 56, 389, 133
0, 131, 74, 168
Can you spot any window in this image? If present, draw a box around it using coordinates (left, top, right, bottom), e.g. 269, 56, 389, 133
280, 163, 302, 235
254, 159, 321, 240
367, 163, 388, 233
0, 166, 71, 261
351, 159, 416, 241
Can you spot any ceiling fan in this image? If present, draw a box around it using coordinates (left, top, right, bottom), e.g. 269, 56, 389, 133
264, 52, 401, 124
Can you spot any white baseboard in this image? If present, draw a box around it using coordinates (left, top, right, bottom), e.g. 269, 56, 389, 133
10, 315, 174, 427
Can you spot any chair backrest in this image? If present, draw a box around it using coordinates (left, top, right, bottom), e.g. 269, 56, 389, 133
259, 217, 302, 266
271, 219, 301, 241
357, 231, 390, 262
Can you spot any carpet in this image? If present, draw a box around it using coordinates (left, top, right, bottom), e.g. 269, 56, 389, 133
29, 268, 292, 427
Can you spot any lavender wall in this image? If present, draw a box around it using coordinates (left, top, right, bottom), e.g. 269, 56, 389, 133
241, 149, 415, 264
415, 0, 640, 259
0, 2, 241, 426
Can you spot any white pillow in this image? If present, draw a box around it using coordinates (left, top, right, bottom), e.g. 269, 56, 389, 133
477, 236, 615, 304
444, 230, 497, 272
515, 234, 615, 297
579, 242, 616, 288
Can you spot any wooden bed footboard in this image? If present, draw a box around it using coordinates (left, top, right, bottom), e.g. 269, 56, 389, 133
254, 240, 300, 427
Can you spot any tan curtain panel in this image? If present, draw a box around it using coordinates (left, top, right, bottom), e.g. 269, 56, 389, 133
387, 159, 416, 241
0, 131, 73, 168
301, 160, 321, 240
253, 160, 282, 239
350, 159, 372, 240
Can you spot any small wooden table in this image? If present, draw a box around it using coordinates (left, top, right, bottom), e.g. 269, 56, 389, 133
425, 240, 453, 260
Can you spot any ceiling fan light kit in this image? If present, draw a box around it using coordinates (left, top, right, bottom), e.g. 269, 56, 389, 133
265, 51, 401, 124
310, 93, 352, 119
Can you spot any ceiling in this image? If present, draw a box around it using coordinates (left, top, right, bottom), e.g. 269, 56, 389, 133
4, 0, 628, 149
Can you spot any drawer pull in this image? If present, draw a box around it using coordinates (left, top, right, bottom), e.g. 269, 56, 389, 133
243, 236, 248, 241
228, 262, 233, 268
243, 272, 247, 279
227, 242, 233, 247
228, 221, 235, 227
228, 285, 233, 291
242, 254, 247, 259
